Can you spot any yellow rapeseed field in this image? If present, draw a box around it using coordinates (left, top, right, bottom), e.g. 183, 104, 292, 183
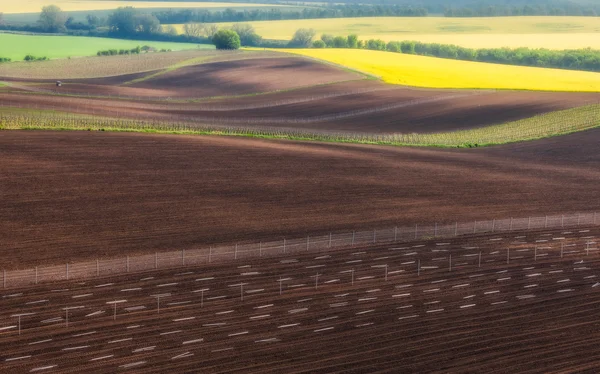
279, 48, 600, 92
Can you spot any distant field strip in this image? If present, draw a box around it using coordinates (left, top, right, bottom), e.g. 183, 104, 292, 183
2, 0, 287, 13
0, 34, 209, 61
1, 104, 598, 147
279, 49, 600, 92
168, 16, 600, 49
0, 50, 241, 79
381, 33, 600, 50
212, 16, 600, 37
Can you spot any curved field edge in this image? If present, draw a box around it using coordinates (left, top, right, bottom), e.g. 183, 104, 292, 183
0, 78, 371, 105
0, 33, 212, 61
0, 104, 598, 148
275, 49, 600, 92
121, 53, 299, 86
0, 50, 277, 80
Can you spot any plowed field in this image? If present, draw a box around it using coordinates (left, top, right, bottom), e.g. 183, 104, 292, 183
1, 130, 599, 268
1, 228, 599, 373
2, 48, 599, 374
2, 85, 598, 134
2, 52, 599, 134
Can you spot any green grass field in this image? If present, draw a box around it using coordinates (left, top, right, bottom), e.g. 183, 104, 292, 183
174, 16, 600, 49
0, 34, 212, 61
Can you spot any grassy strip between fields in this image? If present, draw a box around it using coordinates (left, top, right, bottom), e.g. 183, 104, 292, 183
0, 104, 599, 148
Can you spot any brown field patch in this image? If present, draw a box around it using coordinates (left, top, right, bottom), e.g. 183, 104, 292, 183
1, 81, 597, 134
0, 130, 599, 268
129, 57, 364, 98
2, 52, 598, 134
0, 50, 219, 80
1, 228, 600, 372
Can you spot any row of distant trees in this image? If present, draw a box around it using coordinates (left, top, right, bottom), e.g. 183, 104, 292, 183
3, 4, 600, 71
0, 6, 167, 35
0, 55, 48, 63
152, 5, 427, 24
182, 22, 261, 46
0, 5, 265, 47
444, 4, 599, 17
0, 6, 104, 33
2, 1, 599, 34
148, 3, 600, 23
299, 31, 600, 72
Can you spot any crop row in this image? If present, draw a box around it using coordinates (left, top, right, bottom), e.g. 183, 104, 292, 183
1, 103, 598, 147
0, 227, 598, 373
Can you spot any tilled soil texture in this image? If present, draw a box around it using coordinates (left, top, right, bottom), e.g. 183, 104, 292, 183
1, 228, 600, 373
0, 50, 283, 80
128, 57, 363, 98
1, 84, 598, 133
1, 130, 599, 268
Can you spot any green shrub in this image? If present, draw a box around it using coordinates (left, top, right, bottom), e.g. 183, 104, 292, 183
96, 46, 144, 57
24, 55, 48, 61
333, 36, 347, 48
312, 40, 326, 48
386, 41, 402, 53
212, 29, 241, 50
347, 34, 358, 48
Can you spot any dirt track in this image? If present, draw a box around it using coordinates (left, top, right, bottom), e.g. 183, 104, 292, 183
0, 228, 599, 373
1, 130, 599, 268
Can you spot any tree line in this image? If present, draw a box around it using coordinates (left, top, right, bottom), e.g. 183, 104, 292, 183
444, 3, 599, 17
152, 5, 426, 24
95, 45, 175, 56
1, 0, 599, 38
297, 31, 600, 72
0, 55, 48, 63
3, 4, 600, 72
260, 0, 600, 16
0, 5, 103, 33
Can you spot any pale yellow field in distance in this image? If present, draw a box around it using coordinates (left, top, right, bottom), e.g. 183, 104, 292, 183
2, 0, 285, 13
169, 16, 600, 49
278, 48, 600, 92
384, 33, 600, 49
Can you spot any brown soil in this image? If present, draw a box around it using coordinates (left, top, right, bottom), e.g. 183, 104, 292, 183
0, 50, 225, 80
3, 54, 598, 133
0, 228, 599, 373
129, 57, 363, 98
1, 130, 599, 268
1, 83, 597, 133
325, 90, 600, 133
